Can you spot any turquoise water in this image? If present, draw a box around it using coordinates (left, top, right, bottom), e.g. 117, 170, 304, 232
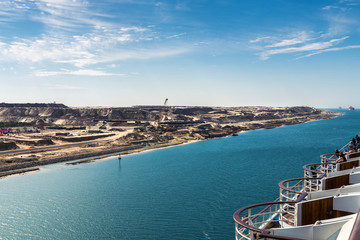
0, 109, 359, 239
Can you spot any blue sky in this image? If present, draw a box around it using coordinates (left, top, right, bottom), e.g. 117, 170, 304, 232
0, 0, 360, 108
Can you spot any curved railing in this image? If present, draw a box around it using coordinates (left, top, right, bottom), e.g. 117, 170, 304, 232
320, 140, 351, 164
320, 153, 338, 164
233, 200, 307, 240
278, 177, 323, 202
319, 154, 338, 173
278, 177, 324, 227
303, 162, 335, 179
303, 163, 332, 191
233, 140, 353, 240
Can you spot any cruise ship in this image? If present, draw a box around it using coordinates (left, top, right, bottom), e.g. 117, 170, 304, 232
233, 140, 360, 240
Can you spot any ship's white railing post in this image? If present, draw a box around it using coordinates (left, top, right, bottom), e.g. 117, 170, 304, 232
286, 181, 289, 200
248, 209, 252, 239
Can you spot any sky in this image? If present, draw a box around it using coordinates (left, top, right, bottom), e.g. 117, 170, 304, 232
0, 0, 360, 108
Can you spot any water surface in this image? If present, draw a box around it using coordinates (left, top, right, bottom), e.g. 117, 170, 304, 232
0, 109, 358, 239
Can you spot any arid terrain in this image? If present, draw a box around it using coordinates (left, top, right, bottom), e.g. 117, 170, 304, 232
0, 103, 341, 176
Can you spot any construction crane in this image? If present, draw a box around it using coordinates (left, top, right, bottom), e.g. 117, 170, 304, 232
154, 98, 168, 128
159, 98, 168, 123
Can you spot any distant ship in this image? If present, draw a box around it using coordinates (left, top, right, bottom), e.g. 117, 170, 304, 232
349, 106, 355, 111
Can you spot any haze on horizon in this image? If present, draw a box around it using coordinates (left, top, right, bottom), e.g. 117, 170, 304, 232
0, 0, 359, 108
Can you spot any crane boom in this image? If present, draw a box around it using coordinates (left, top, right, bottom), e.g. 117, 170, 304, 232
158, 98, 168, 124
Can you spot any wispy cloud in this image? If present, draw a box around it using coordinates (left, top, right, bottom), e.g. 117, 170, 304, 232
167, 32, 186, 39
299, 45, 360, 58
0, 0, 191, 76
35, 69, 126, 77
320, 0, 360, 37
266, 31, 311, 48
339, 0, 360, 6
248, 0, 360, 60
0, 0, 109, 31
259, 36, 349, 60
322, 0, 360, 11
249, 36, 272, 43
323, 5, 339, 10
59, 47, 191, 67
0, 25, 188, 68
175, 1, 191, 11
0, 0, 32, 23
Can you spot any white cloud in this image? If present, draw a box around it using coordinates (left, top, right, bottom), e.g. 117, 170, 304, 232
0, 0, 32, 23
0, 24, 183, 68
35, 69, 126, 77
166, 32, 186, 39
0, 0, 191, 75
321, 14, 357, 38
339, 0, 360, 6
0, 0, 94, 30
176, 1, 191, 11
0, 0, 116, 32
249, 36, 272, 43
31, 0, 106, 31
259, 36, 349, 60
250, 26, 360, 60
249, 0, 360, 61
58, 47, 190, 67
299, 45, 360, 58
266, 32, 311, 48
322, 5, 340, 10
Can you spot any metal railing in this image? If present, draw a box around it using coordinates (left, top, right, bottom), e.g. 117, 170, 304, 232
320, 153, 338, 165
233, 141, 353, 240
320, 140, 351, 164
303, 162, 335, 179
339, 141, 352, 153
278, 177, 323, 202
233, 195, 307, 240
277, 177, 325, 229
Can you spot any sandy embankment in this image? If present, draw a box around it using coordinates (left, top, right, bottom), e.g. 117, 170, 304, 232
0, 106, 342, 174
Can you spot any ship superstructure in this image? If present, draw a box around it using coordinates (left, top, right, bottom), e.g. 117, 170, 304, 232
233, 140, 360, 240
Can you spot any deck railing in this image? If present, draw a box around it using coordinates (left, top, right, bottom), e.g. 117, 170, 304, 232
303, 162, 335, 178
320, 153, 338, 164
320, 140, 351, 164
278, 177, 323, 202
233, 195, 307, 240
339, 141, 352, 153
277, 177, 325, 228
233, 141, 353, 240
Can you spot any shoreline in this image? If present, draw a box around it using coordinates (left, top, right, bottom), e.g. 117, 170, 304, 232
0, 110, 343, 177
0, 168, 40, 179
0, 139, 200, 180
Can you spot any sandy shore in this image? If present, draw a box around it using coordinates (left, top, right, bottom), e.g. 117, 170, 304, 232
0, 106, 342, 175
0, 168, 40, 179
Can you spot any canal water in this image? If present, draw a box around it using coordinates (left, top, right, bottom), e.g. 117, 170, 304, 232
0, 109, 358, 239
